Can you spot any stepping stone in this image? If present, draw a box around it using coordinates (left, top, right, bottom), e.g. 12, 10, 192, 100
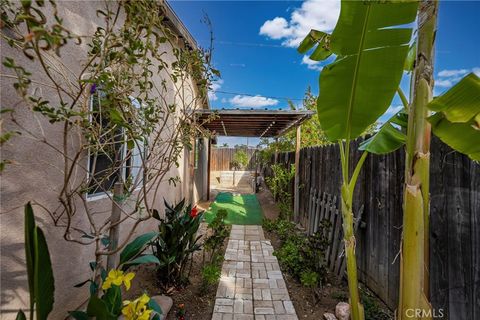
211, 225, 299, 320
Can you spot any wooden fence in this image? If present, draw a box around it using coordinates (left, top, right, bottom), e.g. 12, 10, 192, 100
306, 190, 364, 279
264, 137, 480, 319
211, 147, 256, 171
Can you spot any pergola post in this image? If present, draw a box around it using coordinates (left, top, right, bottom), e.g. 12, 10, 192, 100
274, 137, 278, 164
207, 138, 212, 201
294, 125, 301, 223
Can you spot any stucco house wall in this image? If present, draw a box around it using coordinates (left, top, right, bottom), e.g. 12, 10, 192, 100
0, 1, 208, 319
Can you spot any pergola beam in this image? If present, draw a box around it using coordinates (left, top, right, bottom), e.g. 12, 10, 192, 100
196, 109, 314, 138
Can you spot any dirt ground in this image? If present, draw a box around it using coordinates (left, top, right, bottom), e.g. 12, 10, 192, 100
264, 228, 350, 319
127, 257, 218, 320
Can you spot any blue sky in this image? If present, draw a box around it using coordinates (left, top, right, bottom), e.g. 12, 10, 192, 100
169, 0, 480, 147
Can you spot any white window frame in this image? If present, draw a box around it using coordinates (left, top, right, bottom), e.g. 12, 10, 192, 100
86, 93, 146, 201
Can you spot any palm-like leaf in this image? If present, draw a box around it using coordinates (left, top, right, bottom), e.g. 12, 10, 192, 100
302, 1, 418, 141
428, 73, 480, 161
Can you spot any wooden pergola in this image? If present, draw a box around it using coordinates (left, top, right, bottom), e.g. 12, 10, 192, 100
196, 109, 314, 221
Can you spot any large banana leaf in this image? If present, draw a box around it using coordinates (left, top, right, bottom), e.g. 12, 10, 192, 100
428, 73, 480, 161
359, 111, 408, 154
428, 113, 480, 161
429, 73, 480, 122
297, 29, 332, 61
305, 0, 417, 141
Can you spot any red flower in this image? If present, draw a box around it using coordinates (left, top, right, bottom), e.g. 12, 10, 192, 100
190, 206, 199, 218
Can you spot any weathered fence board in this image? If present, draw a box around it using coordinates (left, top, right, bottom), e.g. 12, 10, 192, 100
211, 148, 256, 171
264, 136, 479, 319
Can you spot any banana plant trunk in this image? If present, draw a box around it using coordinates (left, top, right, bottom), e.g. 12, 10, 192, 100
339, 144, 367, 320
398, 1, 438, 319
341, 186, 364, 320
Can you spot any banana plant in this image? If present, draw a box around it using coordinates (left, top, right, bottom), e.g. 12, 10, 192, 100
361, 73, 480, 320
359, 0, 478, 315
298, 1, 418, 319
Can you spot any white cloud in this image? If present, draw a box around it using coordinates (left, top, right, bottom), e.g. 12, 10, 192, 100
435, 79, 453, 88
229, 95, 279, 108
301, 55, 323, 71
437, 69, 468, 78
259, 0, 340, 48
259, 17, 291, 39
230, 63, 246, 68
435, 67, 479, 89
208, 79, 223, 101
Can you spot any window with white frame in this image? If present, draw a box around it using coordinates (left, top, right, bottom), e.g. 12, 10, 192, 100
87, 89, 146, 198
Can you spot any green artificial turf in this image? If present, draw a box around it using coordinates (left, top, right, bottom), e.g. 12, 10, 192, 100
204, 192, 263, 225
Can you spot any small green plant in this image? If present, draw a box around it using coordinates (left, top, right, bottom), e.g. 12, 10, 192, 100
262, 218, 276, 232
300, 270, 320, 303
266, 164, 295, 219
275, 219, 297, 241
200, 263, 222, 294
231, 149, 248, 170
361, 290, 391, 320
151, 199, 204, 286
203, 209, 229, 264
300, 270, 319, 288
262, 218, 296, 241
275, 236, 305, 276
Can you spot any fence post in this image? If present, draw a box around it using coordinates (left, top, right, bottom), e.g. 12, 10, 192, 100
294, 125, 301, 223
107, 182, 123, 271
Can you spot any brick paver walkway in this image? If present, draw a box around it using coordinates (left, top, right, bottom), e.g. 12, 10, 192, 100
212, 225, 298, 320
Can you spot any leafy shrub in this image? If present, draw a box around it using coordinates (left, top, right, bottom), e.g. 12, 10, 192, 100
231, 149, 248, 170
262, 218, 276, 232
263, 218, 297, 241
275, 236, 305, 276
200, 209, 228, 295
151, 199, 204, 286
275, 219, 297, 241
265, 164, 295, 219
270, 218, 331, 291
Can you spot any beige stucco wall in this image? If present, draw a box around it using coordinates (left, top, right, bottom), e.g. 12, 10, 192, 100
0, 1, 207, 319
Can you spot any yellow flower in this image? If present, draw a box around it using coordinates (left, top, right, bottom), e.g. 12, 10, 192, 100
122, 294, 152, 320
123, 272, 135, 290
102, 269, 135, 291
